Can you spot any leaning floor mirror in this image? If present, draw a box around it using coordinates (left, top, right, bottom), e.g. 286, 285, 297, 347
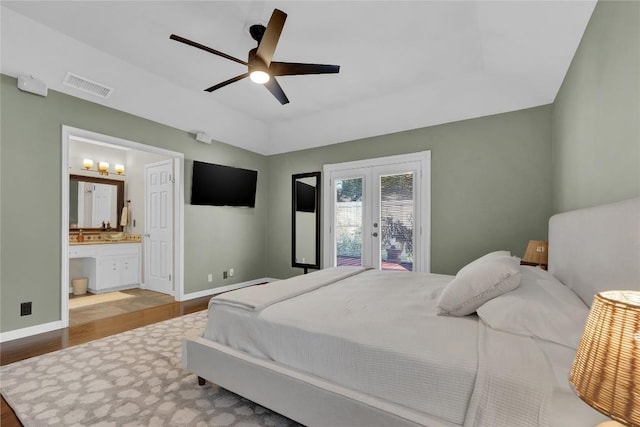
292, 172, 321, 273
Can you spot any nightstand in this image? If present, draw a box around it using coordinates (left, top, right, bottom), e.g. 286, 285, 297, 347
520, 260, 547, 270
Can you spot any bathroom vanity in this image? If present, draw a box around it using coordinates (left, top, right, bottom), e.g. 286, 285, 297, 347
69, 238, 141, 294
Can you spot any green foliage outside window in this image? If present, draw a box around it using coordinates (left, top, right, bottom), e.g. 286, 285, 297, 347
336, 228, 362, 258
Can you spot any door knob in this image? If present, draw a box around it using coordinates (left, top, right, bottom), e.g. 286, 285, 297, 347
372, 232, 378, 237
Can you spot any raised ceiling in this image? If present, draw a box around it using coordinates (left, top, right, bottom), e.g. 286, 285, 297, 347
1, 1, 596, 155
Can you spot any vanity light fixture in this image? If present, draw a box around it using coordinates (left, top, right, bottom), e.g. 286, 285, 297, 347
83, 159, 94, 170
114, 164, 125, 175
98, 161, 110, 176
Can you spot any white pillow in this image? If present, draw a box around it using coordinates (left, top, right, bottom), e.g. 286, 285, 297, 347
476, 266, 589, 349
437, 256, 521, 316
457, 250, 513, 276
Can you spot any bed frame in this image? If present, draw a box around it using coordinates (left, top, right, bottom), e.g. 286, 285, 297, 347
182, 197, 639, 427
548, 197, 640, 305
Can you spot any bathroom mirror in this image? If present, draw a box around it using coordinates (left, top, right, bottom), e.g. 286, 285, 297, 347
292, 172, 321, 273
69, 174, 125, 231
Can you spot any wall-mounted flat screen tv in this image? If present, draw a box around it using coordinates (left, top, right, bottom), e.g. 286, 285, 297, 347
191, 161, 258, 207
295, 181, 316, 213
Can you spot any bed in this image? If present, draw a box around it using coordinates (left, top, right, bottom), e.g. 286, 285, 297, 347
182, 197, 639, 427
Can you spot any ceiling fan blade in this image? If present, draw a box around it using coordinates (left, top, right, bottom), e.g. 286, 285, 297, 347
255, 9, 287, 67
264, 77, 290, 105
205, 73, 250, 92
270, 62, 341, 76
170, 34, 248, 66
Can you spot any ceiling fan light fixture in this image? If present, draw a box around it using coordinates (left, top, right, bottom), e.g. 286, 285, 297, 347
170, 8, 339, 105
250, 70, 270, 84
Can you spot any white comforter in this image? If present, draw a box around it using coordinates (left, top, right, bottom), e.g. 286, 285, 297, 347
210, 266, 368, 310
205, 268, 553, 426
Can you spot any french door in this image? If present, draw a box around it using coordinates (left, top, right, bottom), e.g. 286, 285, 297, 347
323, 152, 431, 272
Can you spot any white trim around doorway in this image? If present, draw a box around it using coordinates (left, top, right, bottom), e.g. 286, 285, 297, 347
61, 125, 185, 329
322, 151, 431, 272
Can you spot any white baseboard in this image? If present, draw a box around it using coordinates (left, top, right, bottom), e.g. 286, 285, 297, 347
179, 277, 279, 301
1, 277, 279, 342
0, 320, 63, 343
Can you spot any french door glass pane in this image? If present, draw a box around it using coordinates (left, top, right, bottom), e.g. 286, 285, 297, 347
380, 173, 414, 271
335, 178, 363, 267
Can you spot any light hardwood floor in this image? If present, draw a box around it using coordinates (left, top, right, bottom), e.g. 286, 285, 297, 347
0, 296, 211, 427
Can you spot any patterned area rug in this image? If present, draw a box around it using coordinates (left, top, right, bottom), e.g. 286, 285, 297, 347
1, 311, 300, 426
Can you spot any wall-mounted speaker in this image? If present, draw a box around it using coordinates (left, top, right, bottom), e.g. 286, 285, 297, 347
195, 131, 212, 144
17, 75, 48, 97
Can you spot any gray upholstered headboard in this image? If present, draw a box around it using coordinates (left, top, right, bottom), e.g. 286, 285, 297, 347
548, 197, 640, 306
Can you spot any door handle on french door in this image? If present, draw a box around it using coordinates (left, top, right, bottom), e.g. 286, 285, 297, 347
372, 232, 378, 237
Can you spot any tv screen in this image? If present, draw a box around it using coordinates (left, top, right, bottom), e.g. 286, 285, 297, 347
191, 161, 258, 207
295, 181, 316, 213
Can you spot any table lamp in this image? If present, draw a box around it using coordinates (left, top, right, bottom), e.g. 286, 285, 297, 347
569, 290, 639, 426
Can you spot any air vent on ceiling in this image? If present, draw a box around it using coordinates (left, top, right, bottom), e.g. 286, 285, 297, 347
63, 72, 113, 99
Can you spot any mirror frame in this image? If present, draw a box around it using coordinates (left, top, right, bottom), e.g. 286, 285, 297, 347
291, 172, 321, 273
69, 174, 125, 232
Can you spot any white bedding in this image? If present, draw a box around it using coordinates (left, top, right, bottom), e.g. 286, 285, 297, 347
210, 266, 368, 310
186, 198, 640, 427
205, 268, 556, 426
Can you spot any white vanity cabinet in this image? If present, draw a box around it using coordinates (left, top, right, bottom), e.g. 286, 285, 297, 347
70, 243, 141, 293
120, 255, 140, 285
98, 257, 121, 289
98, 254, 139, 289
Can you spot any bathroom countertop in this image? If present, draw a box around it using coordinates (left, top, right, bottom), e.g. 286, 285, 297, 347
70, 239, 141, 246
69, 233, 142, 246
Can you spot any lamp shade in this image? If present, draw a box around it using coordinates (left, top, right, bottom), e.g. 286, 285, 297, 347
82, 158, 93, 170
569, 291, 640, 426
522, 240, 548, 266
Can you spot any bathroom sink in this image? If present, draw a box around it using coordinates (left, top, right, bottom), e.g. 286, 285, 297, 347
100, 232, 126, 241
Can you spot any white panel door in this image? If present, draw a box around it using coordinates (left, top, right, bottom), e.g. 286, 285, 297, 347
145, 160, 174, 295
77, 182, 87, 226
92, 183, 113, 227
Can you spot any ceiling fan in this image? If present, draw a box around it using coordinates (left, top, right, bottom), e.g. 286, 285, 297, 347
170, 8, 340, 105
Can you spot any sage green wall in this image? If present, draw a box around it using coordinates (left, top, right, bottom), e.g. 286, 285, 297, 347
5, 0, 635, 334
0, 74, 267, 333
552, 0, 640, 212
266, 105, 553, 278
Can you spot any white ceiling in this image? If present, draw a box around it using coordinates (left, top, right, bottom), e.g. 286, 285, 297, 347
1, 1, 596, 155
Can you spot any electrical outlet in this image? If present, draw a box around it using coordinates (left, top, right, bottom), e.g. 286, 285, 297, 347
223, 271, 228, 279
229, 268, 234, 277
207, 273, 213, 282
20, 302, 32, 316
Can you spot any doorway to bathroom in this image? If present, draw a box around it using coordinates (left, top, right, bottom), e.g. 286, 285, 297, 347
61, 125, 184, 329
